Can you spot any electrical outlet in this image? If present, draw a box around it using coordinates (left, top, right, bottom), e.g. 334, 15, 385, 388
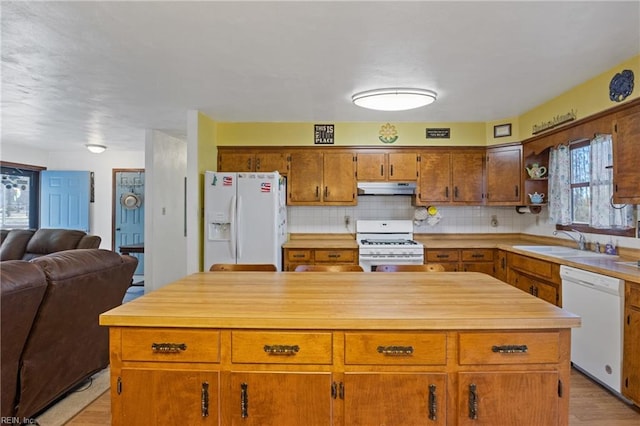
490, 215, 498, 227
344, 215, 351, 226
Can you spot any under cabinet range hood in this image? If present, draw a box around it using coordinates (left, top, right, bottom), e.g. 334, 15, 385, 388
357, 181, 417, 195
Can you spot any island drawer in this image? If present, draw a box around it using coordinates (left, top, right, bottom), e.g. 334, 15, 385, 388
426, 249, 460, 262
314, 249, 355, 262
120, 328, 220, 362
232, 331, 332, 364
345, 332, 447, 365
458, 331, 559, 365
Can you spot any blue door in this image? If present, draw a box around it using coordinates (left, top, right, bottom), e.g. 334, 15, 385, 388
114, 170, 144, 276
40, 171, 90, 232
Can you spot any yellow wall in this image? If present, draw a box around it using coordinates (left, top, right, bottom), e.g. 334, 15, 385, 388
205, 54, 639, 148
216, 121, 487, 147
518, 55, 639, 140
198, 112, 217, 171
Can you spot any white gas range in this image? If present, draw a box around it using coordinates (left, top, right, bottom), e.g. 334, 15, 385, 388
356, 220, 424, 272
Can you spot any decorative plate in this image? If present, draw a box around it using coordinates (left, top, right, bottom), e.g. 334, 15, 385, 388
609, 69, 634, 102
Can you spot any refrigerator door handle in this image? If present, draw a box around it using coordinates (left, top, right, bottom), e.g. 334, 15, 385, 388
236, 195, 243, 259
230, 195, 237, 258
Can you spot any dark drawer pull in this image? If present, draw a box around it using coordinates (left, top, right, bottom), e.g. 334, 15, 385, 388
292, 254, 306, 258
327, 254, 341, 258
377, 345, 414, 356
436, 254, 450, 259
471, 253, 485, 258
264, 344, 300, 355
491, 344, 528, 353
151, 343, 187, 353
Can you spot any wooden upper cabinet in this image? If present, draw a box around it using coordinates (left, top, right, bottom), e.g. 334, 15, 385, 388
613, 103, 640, 204
218, 151, 254, 172
417, 151, 451, 204
486, 144, 522, 205
288, 151, 356, 205
451, 151, 485, 203
218, 149, 288, 174
417, 150, 484, 205
357, 152, 418, 181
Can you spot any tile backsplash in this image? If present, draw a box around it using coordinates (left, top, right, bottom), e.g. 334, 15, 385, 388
287, 195, 640, 250
287, 195, 534, 234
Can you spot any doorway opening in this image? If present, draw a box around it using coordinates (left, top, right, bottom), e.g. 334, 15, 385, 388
112, 169, 145, 285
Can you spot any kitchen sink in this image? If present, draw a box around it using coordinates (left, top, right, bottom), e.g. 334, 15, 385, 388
512, 245, 618, 259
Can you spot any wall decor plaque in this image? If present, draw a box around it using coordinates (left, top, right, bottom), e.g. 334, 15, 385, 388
426, 128, 450, 139
493, 123, 512, 138
378, 123, 398, 144
314, 124, 334, 144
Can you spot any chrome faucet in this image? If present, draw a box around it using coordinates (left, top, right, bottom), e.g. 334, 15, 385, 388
553, 229, 587, 250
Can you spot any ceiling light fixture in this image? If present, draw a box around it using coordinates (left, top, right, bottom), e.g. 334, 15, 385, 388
352, 88, 438, 111
85, 144, 107, 154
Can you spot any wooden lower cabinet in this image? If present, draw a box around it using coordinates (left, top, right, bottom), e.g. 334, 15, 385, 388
344, 373, 447, 425
511, 269, 559, 306
457, 371, 559, 425
507, 252, 561, 306
623, 281, 640, 405
426, 248, 496, 275
283, 248, 357, 271
228, 372, 332, 425
117, 369, 219, 425
109, 329, 571, 425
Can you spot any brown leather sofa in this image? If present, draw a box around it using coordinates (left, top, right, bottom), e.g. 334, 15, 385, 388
0, 249, 137, 420
0, 228, 101, 261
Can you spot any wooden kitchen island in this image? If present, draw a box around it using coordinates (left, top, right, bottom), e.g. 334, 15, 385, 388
100, 272, 580, 426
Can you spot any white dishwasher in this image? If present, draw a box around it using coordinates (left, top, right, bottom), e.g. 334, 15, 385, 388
560, 265, 625, 395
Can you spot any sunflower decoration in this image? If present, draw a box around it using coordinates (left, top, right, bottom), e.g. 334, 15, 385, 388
378, 123, 398, 144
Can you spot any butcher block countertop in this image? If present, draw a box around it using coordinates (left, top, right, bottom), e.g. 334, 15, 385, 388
100, 271, 579, 330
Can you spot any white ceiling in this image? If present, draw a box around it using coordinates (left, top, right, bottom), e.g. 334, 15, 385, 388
2, 1, 639, 152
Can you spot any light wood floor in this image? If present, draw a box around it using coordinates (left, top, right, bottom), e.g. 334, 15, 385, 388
67, 369, 639, 425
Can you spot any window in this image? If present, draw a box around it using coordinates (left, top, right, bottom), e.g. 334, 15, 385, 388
1, 162, 43, 230
553, 136, 635, 237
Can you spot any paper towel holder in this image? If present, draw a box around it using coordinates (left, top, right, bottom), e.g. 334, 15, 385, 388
515, 205, 542, 215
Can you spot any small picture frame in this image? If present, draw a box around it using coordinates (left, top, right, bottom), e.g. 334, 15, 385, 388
494, 123, 512, 138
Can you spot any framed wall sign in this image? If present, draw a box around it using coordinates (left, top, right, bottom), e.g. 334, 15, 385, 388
426, 128, 450, 139
493, 123, 512, 138
314, 124, 334, 144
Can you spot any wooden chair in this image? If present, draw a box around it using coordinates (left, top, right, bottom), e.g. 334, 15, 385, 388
294, 264, 364, 272
374, 264, 446, 272
209, 263, 277, 272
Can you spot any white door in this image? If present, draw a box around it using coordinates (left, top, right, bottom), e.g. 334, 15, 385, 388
204, 172, 237, 269
236, 173, 281, 269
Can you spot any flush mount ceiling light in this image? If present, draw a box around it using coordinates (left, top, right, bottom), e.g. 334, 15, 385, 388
352, 88, 438, 111
85, 144, 107, 154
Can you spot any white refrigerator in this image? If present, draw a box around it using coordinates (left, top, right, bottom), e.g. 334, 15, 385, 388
204, 171, 287, 271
